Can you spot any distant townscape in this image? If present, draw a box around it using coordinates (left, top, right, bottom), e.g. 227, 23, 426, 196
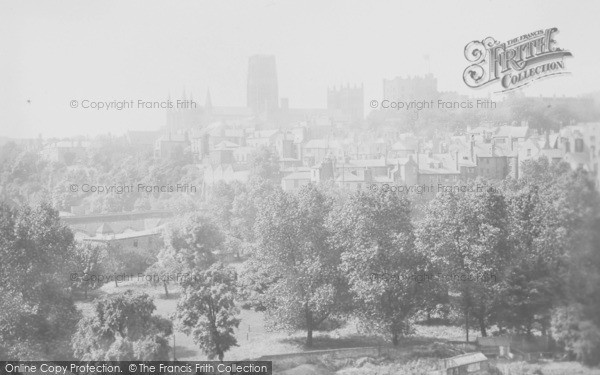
1, 55, 600, 375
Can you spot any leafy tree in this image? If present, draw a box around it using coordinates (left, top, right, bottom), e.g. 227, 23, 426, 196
176, 263, 240, 361
145, 246, 183, 298
162, 212, 224, 271
418, 184, 510, 339
552, 304, 600, 366
330, 189, 426, 345
72, 242, 107, 299
251, 184, 347, 346
248, 146, 280, 182
207, 181, 236, 231
72, 291, 172, 360
231, 178, 277, 242
0, 203, 81, 359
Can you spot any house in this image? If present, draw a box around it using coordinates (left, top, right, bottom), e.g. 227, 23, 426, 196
473, 143, 517, 180
203, 164, 250, 189
430, 352, 490, 375
492, 125, 533, 148
61, 210, 170, 256
301, 139, 344, 165
233, 146, 257, 164
344, 137, 387, 159
387, 156, 419, 185
83, 227, 163, 254
60, 210, 172, 238
154, 133, 189, 159
390, 139, 419, 158
281, 170, 312, 191
209, 141, 239, 165
417, 153, 461, 186
247, 129, 280, 148
335, 158, 389, 179
335, 170, 371, 191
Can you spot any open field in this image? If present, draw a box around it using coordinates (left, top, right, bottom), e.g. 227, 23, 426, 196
75, 279, 600, 375
75, 277, 480, 361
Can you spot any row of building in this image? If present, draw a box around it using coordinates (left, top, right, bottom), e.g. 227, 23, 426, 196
189, 120, 600, 194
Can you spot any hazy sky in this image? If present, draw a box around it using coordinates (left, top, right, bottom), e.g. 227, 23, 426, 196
1, 0, 599, 138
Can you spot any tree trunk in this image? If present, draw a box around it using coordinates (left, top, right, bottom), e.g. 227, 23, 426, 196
465, 310, 470, 342
479, 316, 487, 337
84, 285, 88, 299
305, 308, 314, 347
163, 280, 169, 297
114, 279, 119, 287
392, 332, 399, 346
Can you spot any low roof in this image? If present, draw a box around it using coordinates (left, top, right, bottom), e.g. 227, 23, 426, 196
282, 171, 311, 180
445, 352, 488, 368
495, 126, 530, 139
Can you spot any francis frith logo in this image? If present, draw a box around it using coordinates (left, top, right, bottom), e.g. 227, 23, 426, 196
463, 27, 572, 92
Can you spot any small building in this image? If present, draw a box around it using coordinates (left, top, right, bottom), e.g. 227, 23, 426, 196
281, 170, 311, 191
434, 352, 489, 375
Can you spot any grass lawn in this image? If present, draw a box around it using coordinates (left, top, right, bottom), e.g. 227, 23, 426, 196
75, 277, 484, 361
76, 278, 469, 360
76, 278, 391, 360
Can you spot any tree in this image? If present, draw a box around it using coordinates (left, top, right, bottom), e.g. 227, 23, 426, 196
496, 182, 562, 335
552, 304, 600, 366
0, 203, 81, 359
207, 181, 236, 231
163, 212, 224, 271
248, 146, 280, 182
72, 242, 107, 299
417, 183, 510, 339
230, 179, 276, 242
176, 263, 240, 361
251, 184, 347, 346
72, 291, 172, 360
145, 246, 183, 298
330, 189, 426, 345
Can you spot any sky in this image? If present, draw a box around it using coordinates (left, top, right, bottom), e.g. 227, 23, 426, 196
1, 0, 599, 138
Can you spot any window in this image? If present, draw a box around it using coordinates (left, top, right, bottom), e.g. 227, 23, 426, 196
575, 139, 584, 153
133, 239, 139, 248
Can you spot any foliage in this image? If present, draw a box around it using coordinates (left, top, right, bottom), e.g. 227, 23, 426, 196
162, 212, 224, 271
329, 189, 426, 345
72, 291, 172, 360
417, 182, 510, 339
176, 263, 240, 361
251, 184, 347, 346
72, 242, 108, 298
0, 203, 81, 359
248, 146, 280, 182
